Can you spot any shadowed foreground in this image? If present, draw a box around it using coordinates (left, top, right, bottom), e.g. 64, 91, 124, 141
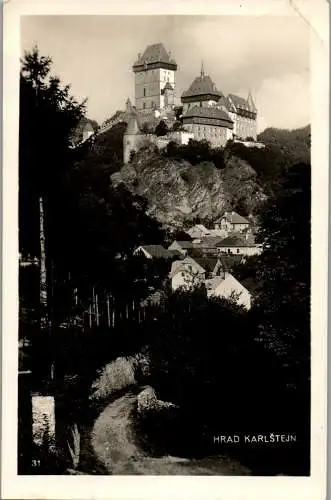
91, 390, 251, 475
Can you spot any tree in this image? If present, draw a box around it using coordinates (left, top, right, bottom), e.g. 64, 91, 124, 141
155, 120, 169, 137
171, 121, 184, 132
20, 46, 86, 332
140, 122, 150, 134
254, 162, 311, 388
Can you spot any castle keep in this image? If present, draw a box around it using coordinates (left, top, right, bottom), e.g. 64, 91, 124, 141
123, 43, 258, 162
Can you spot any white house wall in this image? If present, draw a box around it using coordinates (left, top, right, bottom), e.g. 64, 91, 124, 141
212, 274, 251, 309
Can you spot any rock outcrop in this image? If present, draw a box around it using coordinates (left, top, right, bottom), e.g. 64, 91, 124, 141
137, 386, 178, 415
111, 146, 265, 229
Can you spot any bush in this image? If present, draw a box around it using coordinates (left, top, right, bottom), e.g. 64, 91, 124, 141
89, 351, 150, 402
90, 356, 136, 402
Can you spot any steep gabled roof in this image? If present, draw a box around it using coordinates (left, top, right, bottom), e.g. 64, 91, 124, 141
222, 212, 250, 225
181, 75, 223, 99
170, 256, 206, 278
183, 105, 233, 124
228, 93, 251, 111
133, 43, 177, 69
217, 254, 244, 270
170, 240, 194, 249
217, 235, 253, 248
193, 257, 219, 273
217, 95, 236, 113
136, 245, 172, 259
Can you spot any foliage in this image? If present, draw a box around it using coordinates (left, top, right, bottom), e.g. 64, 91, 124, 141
19, 46, 86, 258
145, 288, 291, 434
19, 47, 168, 328
73, 121, 127, 173
90, 357, 136, 402
140, 122, 151, 134
163, 138, 225, 169
257, 125, 310, 164
155, 120, 169, 136
254, 163, 311, 386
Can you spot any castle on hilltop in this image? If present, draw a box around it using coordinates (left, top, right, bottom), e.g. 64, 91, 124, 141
121, 43, 258, 163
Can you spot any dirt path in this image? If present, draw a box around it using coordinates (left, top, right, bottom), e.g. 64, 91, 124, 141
91, 389, 251, 475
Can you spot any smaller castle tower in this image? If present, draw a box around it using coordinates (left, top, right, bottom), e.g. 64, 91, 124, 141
123, 114, 142, 164
163, 81, 175, 108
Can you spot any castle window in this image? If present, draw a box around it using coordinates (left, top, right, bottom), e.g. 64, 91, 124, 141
143, 88, 146, 97
143, 102, 146, 109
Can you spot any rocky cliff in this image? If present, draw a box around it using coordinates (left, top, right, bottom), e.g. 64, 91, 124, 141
111, 145, 265, 229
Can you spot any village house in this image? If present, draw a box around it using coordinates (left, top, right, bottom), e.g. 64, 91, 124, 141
205, 273, 252, 310
170, 256, 206, 291
192, 257, 221, 278
168, 240, 194, 257
190, 236, 224, 256
219, 211, 251, 232
217, 234, 262, 256
133, 245, 176, 260
187, 224, 211, 240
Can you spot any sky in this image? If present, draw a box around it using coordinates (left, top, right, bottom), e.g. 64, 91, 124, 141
21, 15, 310, 132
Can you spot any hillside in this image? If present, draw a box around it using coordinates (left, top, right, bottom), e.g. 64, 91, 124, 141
74, 123, 311, 231
257, 125, 310, 164
111, 145, 265, 228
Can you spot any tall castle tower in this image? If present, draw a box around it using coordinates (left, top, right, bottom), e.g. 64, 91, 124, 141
132, 43, 177, 113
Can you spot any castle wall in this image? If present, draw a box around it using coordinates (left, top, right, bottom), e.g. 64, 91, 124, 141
234, 115, 257, 140
184, 122, 231, 148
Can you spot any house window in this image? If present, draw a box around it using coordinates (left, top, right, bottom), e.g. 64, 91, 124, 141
143, 102, 146, 109
237, 249, 240, 254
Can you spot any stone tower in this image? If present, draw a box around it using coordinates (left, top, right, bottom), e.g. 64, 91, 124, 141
132, 43, 177, 113
123, 114, 142, 164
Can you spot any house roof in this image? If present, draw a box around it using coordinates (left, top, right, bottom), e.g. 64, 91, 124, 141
171, 240, 194, 249
228, 93, 251, 111
217, 235, 254, 248
193, 257, 219, 273
222, 212, 250, 225
217, 254, 245, 270
170, 256, 206, 278
193, 224, 210, 233
200, 236, 225, 248
168, 249, 183, 259
133, 43, 177, 69
240, 277, 260, 295
181, 75, 223, 99
137, 245, 172, 259
217, 95, 236, 113
183, 105, 233, 124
